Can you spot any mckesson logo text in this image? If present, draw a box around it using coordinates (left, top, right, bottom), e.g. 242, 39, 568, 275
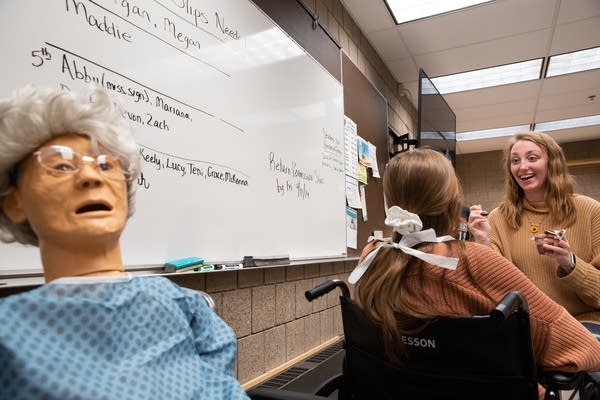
401, 335, 436, 349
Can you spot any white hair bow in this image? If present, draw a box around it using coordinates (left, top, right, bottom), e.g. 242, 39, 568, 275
348, 206, 459, 284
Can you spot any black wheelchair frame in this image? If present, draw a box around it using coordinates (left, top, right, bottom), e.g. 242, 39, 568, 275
247, 279, 599, 400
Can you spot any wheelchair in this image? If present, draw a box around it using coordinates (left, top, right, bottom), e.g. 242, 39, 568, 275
248, 279, 600, 400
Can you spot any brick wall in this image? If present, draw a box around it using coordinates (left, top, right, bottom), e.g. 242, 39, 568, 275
170, 261, 354, 383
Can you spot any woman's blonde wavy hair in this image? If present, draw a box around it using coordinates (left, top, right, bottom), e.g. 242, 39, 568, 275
498, 131, 576, 230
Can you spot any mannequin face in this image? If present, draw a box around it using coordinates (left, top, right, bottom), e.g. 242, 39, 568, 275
4, 134, 128, 246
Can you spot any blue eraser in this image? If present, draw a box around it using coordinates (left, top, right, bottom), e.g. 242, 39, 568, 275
164, 257, 204, 269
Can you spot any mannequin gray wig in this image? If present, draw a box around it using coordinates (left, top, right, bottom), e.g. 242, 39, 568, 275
0, 85, 141, 245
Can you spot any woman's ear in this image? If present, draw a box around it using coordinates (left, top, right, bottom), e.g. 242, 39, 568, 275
2, 189, 27, 223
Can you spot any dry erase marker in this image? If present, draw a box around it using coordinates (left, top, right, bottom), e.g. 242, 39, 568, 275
218, 263, 243, 269
175, 265, 201, 273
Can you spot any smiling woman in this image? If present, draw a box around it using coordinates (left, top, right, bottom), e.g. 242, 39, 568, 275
468, 131, 600, 334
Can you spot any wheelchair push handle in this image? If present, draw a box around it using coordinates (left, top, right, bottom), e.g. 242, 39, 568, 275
305, 279, 350, 302
491, 291, 529, 320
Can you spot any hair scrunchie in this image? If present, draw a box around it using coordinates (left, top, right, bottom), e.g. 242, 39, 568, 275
348, 206, 459, 284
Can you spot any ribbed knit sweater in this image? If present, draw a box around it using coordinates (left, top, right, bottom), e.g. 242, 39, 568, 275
359, 239, 600, 372
488, 194, 600, 324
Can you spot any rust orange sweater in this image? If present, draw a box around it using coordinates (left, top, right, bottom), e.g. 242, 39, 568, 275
359, 240, 600, 372
488, 195, 600, 324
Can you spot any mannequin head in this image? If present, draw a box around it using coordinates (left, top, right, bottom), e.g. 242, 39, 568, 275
3, 133, 131, 248
0, 85, 140, 280
0, 85, 140, 246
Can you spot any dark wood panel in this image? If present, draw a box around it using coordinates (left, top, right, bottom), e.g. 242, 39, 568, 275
342, 53, 389, 256
252, 0, 341, 82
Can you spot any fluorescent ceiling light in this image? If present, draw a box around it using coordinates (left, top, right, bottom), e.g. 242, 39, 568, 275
535, 115, 600, 131
457, 124, 530, 141
431, 59, 542, 94
546, 46, 600, 77
421, 131, 456, 140
385, 0, 493, 24
457, 115, 600, 141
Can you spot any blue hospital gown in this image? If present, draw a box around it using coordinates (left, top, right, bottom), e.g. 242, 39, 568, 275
0, 275, 249, 400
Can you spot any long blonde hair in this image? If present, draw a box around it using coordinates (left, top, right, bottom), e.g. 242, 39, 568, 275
498, 131, 576, 229
355, 149, 478, 361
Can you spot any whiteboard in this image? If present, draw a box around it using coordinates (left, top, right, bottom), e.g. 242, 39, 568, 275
0, 0, 346, 271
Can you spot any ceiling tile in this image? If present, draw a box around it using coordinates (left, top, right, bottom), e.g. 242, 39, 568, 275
535, 102, 600, 123
386, 58, 418, 84
397, 0, 557, 55
537, 91, 600, 115
444, 81, 542, 109
340, 0, 396, 34
457, 136, 511, 154
556, 0, 600, 23
413, 30, 551, 78
544, 125, 600, 146
551, 16, 600, 54
366, 28, 410, 61
456, 110, 536, 133
540, 69, 600, 94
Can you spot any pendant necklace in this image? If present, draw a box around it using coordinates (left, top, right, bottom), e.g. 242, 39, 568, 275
529, 222, 541, 234
525, 198, 546, 235
527, 216, 542, 234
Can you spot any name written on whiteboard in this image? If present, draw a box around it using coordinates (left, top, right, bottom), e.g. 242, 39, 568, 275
268, 152, 325, 200
138, 148, 250, 188
53, 51, 194, 130
66, 0, 132, 43
64, 0, 243, 57
60, 55, 149, 103
115, 0, 151, 23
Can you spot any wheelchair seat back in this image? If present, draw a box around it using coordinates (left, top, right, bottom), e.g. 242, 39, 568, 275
340, 296, 539, 400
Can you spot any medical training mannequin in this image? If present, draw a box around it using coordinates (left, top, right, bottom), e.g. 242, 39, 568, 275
0, 85, 249, 399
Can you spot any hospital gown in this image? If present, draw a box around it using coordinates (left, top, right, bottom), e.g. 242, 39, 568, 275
0, 274, 249, 400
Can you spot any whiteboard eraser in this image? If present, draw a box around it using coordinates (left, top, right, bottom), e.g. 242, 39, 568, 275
164, 257, 204, 272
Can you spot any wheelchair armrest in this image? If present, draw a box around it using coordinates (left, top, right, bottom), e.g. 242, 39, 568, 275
246, 387, 329, 400
491, 291, 529, 319
543, 371, 584, 391
305, 279, 349, 302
